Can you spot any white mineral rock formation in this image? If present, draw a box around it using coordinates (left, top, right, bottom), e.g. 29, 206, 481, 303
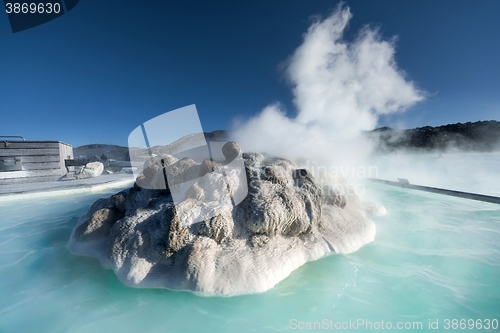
76, 162, 104, 179
68, 142, 384, 295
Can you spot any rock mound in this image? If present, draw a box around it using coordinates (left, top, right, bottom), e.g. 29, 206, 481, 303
68, 146, 382, 295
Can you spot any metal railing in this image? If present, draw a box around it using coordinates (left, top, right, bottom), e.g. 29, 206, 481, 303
0, 136, 26, 141
368, 178, 500, 205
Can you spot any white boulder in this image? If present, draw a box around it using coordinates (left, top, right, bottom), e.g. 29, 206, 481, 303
77, 162, 104, 179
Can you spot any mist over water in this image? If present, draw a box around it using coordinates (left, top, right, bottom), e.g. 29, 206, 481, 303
369, 151, 500, 197
230, 4, 424, 170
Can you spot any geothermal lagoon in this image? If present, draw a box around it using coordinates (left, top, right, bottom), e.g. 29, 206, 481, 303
1, 152, 499, 332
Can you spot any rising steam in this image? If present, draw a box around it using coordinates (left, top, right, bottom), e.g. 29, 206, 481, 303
230, 4, 424, 168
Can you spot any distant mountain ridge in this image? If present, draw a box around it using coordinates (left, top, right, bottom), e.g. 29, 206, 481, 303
369, 120, 500, 152
74, 122, 500, 159
74, 144, 130, 161
74, 130, 228, 162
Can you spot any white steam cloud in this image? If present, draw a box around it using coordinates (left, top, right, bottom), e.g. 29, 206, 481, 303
230, 5, 424, 168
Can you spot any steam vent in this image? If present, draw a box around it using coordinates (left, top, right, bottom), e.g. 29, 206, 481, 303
69, 142, 385, 295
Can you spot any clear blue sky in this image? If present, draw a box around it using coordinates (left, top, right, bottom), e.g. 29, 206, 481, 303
1, 0, 499, 147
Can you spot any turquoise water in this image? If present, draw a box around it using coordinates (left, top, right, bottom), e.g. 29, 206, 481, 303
0, 184, 499, 333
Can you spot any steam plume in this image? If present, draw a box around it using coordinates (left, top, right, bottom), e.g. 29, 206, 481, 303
230, 4, 424, 169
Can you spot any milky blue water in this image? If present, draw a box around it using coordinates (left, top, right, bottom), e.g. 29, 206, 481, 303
0, 183, 499, 333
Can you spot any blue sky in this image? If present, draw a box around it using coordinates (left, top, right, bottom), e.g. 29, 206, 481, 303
0, 0, 499, 147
